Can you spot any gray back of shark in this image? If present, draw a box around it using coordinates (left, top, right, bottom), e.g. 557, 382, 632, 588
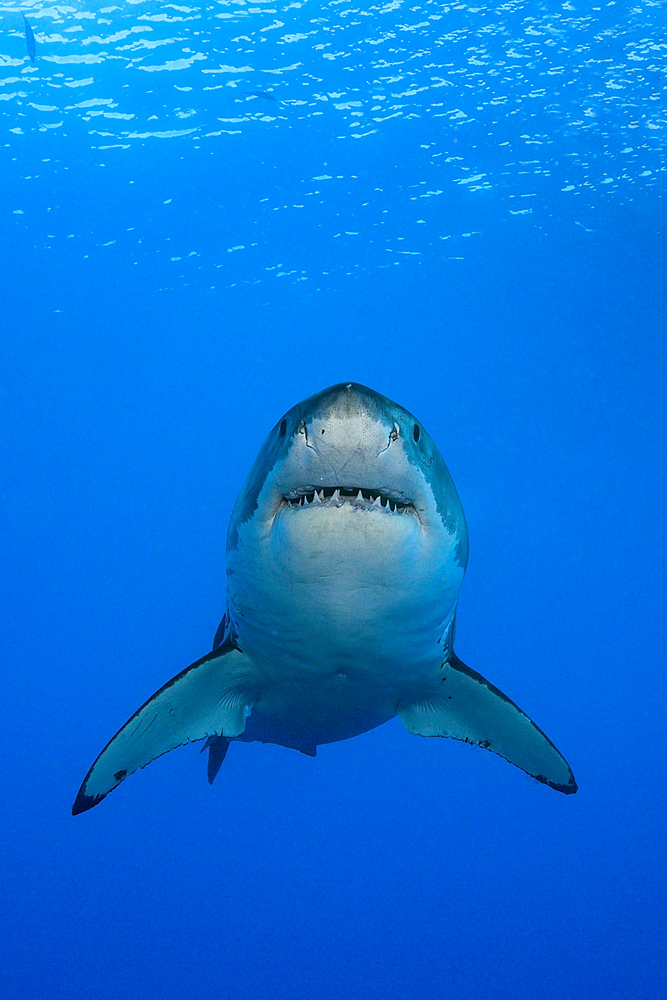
73, 383, 576, 813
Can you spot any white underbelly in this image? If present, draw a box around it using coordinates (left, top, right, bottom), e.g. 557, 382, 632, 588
228, 502, 463, 747
231, 570, 454, 749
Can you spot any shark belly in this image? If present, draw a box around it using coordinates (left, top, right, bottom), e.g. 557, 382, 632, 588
228, 502, 461, 750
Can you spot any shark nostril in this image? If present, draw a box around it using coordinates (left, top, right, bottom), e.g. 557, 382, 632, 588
279, 419, 287, 437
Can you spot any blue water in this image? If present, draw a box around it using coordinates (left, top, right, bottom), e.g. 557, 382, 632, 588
2, 2, 666, 998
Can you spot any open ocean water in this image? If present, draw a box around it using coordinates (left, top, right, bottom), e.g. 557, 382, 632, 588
1, 2, 665, 998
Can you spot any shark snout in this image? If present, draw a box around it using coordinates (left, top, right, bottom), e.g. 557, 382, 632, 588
304, 383, 398, 466
309, 382, 388, 422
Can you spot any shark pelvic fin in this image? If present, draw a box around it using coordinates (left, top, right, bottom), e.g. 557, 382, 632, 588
72, 643, 258, 814
398, 653, 577, 795
201, 735, 231, 785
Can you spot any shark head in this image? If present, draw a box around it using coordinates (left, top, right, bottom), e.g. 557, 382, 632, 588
229, 382, 468, 550
226, 383, 469, 667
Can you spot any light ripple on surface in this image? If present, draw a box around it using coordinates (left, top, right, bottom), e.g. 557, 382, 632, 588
1, 0, 665, 283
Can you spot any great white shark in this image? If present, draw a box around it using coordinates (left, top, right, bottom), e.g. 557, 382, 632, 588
72, 382, 576, 814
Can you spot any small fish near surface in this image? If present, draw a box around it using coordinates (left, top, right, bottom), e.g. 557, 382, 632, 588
22, 14, 36, 63
72, 383, 577, 814
242, 90, 278, 102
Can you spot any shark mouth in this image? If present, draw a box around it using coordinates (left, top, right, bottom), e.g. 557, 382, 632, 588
283, 487, 413, 514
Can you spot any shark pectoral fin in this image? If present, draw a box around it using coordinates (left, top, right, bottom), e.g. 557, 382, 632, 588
72, 645, 258, 814
398, 653, 577, 795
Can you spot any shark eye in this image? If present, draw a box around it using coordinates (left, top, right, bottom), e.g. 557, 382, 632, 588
413, 424, 420, 442
279, 419, 287, 437
389, 422, 400, 442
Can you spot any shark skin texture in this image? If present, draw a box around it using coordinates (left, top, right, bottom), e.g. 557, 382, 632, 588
72, 383, 577, 814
